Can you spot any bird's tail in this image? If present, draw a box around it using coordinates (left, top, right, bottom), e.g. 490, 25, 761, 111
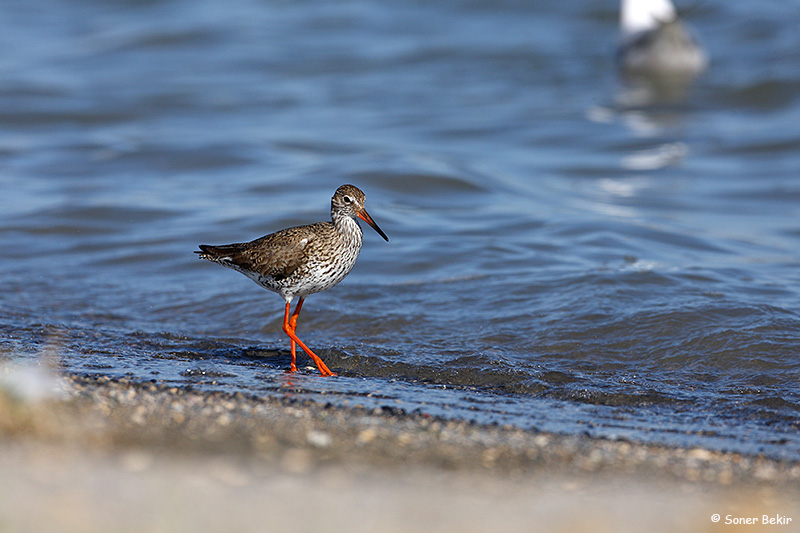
195, 243, 241, 262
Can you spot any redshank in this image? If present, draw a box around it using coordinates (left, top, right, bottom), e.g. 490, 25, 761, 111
196, 184, 388, 376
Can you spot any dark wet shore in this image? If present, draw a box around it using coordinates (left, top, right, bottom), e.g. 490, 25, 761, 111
0, 373, 798, 532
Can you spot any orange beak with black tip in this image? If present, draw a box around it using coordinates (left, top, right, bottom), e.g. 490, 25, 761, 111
357, 209, 389, 241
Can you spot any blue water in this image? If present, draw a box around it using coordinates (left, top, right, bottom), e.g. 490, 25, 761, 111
1, 0, 799, 460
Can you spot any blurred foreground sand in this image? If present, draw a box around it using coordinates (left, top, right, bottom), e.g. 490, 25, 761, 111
0, 374, 797, 532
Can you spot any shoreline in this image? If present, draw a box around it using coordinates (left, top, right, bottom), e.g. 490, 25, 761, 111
3, 373, 800, 483
1, 373, 799, 531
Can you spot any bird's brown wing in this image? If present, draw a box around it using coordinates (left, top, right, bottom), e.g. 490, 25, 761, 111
197, 225, 320, 281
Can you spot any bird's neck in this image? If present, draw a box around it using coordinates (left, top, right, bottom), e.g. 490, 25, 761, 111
332, 212, 363, 244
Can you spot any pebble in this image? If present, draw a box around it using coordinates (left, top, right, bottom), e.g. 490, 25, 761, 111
356, 428, 377, 445
306, 430, 332, 449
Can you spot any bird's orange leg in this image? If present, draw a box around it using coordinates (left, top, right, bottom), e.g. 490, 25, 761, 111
286, 299, 302, 372
282, 298, 336, 377
288, 297, 304, 332
286, 297, 307, 371
284, 302, 298, 372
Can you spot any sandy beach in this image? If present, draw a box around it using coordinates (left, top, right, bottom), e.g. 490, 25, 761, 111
0, 373, 797, 532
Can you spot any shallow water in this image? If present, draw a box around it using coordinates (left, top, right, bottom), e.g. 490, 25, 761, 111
2, 0, 800, 459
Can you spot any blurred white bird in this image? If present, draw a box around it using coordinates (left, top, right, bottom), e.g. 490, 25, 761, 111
618, 0, 707, 76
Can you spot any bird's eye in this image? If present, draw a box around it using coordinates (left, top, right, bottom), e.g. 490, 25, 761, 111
343, 196, 352, 204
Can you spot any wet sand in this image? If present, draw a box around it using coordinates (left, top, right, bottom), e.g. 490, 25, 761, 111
1, 374, 798, 532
